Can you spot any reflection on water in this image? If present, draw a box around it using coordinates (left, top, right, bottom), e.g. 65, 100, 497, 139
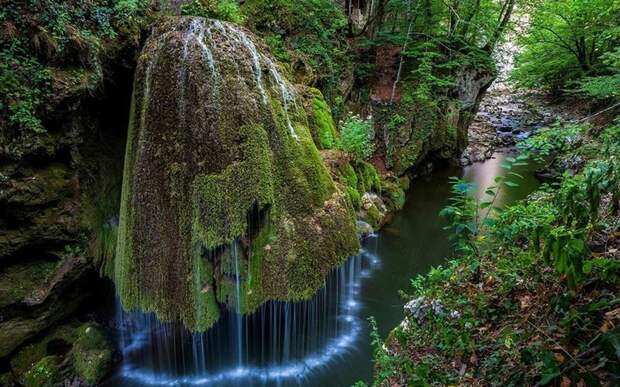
107, 152, 539, 386
463, 152, 540, 208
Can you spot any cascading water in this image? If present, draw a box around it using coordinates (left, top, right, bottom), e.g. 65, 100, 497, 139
232, 242, 242, 367
112, 238, 380, 386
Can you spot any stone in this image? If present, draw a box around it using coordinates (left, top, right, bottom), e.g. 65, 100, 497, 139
71, 324, 113, 385
0, 256, 90, 358
403, 297, 460, 325
356, 220, 374, 239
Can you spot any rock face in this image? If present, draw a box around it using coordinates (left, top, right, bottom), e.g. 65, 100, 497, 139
0, 44, 134, 366
372, 49, 495, 175
115, 17, 359, 331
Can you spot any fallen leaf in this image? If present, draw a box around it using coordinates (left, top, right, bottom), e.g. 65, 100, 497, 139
519, 295, 531, 310
560, 376, 571, 387
604, 308, 620, 322
600, 321, 610, 333
554, 352, 565, 364
469, 353, 478, 366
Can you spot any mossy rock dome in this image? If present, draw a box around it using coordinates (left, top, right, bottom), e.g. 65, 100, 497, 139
115, 16, 358, 331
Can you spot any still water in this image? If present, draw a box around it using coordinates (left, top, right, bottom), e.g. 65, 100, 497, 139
106, 152, 539, 386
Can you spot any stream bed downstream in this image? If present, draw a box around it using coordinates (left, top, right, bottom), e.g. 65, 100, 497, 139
105, 152, 540, 387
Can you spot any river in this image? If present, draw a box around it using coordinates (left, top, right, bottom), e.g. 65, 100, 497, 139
105, 151, 540, 387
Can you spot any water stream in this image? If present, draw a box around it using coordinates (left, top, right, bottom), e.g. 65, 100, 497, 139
106, 152, 539, 386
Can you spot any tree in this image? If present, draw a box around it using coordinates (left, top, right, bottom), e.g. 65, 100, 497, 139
513, 0, 620, 93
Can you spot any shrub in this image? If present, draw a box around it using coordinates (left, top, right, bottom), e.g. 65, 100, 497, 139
181, 0, 245, 24
337, 114, 374, 160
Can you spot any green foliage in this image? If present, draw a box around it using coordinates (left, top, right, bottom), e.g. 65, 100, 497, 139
513, 0, 620, 93
440, 168, 522, 255
368, 317, 408, 383
181, 0, 244, 24
519, 123, 586, 160
24, 356, 59, 387
336, 114, 375, 160
0, 0, 148, 135
0, 49, 50, 133
440, 177, 479, 255
577, 48, 620, 99
242, 0, 349, 101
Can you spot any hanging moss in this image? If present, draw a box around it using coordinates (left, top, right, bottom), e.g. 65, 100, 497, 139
114, 17, 358, 331
334, 159, 383, 211
381, 178, 406, 211
305, 88, 338, 149
352, 160, 381, 194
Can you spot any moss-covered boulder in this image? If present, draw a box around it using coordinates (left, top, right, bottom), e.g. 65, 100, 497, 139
115, 16, 358, 331
7, 322, 112, 387
72, 324, 113, 384
23, 356, 60, 387
0, 255, 90, 359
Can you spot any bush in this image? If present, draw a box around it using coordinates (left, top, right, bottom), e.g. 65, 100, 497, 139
337, 114, 375, 160
181, 0, 244, 24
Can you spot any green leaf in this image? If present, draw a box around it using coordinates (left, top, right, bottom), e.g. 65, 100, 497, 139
505, 181, 520, 188
539, 351, 560, 385
508, 172, 524, 179
602, 327, 620, 361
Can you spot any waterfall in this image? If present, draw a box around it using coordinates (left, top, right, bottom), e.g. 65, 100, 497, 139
265, 57, 299, 140
113, 237, 380, 386
113, 16, 361, 385
232, 242, 243, 367
211, 19, 299, 139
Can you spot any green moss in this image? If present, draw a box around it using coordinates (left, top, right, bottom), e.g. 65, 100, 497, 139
10, 324, 78, 382
71, 324, 113, 385
339, 162, 361, 209
352, 160, 381, 194
24, 356, 59, 387
346, 186, 362, 209
307, 88, 338, 149
0, 372, 14, 387
192, 125, 274, 250
366, 204, 383, 229
335, 160, 382, 211
381, 178, 406, 211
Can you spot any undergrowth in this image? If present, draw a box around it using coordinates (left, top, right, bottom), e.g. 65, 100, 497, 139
368, 120, 620, 386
